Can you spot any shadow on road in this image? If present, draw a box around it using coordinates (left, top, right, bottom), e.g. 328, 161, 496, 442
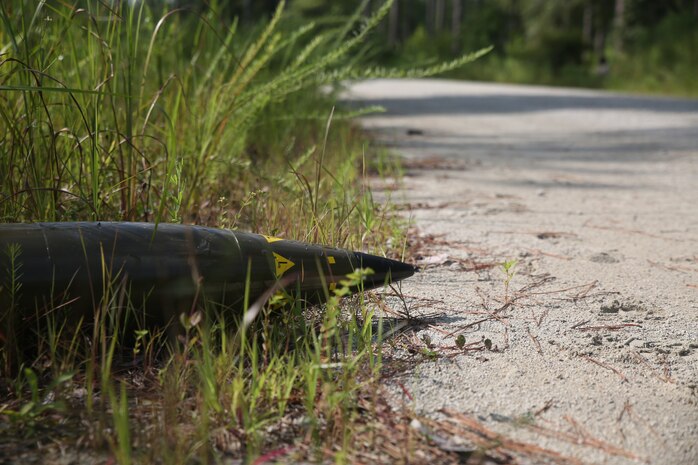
377, 126, 698, 162
355, 93, 698, 116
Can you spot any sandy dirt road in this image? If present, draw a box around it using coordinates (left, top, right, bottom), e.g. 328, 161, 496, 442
346, 79, 698, 464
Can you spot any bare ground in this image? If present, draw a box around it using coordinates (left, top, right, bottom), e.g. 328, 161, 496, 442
347, 79, 698, 464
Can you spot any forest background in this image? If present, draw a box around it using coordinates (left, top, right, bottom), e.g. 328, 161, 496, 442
235, 0, 698, 96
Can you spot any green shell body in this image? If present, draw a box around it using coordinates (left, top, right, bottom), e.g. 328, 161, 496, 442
0, 222, 414, 329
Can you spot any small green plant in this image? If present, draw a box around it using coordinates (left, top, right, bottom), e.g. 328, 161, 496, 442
1, 368, 72, 428
167, 159, 185, 224
420, 347, 439, 359
501, 259, 518, 303
108, 382, 132, 465
421, 333, 433, 349
1, 243, 22, 373
513, 411, 536, 427
127, 326, 166, 386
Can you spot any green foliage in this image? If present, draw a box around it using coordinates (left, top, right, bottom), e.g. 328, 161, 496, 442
501, 259, 518, 303
0, 0, 484, 246
0, 1, 489, 462
373, 0, 697, 96
109, 383, 132, 465
1, 369, 72, 427
608, 13, 698, 96
0, 243, 22, 374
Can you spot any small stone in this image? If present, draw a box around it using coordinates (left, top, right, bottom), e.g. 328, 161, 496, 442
590, 252, 620, 264
490, 413, 512, 423
678, 348, 691, 356
601, 300, 621, 313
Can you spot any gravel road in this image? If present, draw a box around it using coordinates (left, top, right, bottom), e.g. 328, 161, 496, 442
346, 79, 698, 464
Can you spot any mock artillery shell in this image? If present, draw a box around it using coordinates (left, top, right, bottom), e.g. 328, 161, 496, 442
0, 222, 415, 328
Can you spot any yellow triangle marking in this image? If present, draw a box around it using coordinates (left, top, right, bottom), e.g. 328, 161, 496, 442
273, 252, 295, 277
261, 234, 283, 243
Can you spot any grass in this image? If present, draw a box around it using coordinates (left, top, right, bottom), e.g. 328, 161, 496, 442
0, 1, 489, 463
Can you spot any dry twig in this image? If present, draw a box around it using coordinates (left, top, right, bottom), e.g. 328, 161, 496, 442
617, 400, 666, 447
633, 352, 675, 384
648, 259, 698, 274
580, 355, 628, 382
434, 409, 585, 465
575, 323, 641, 331
526, 326, 543, 355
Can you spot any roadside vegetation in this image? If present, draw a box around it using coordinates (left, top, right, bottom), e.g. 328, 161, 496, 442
358, 0, 698, 97
0, 0, 488, 463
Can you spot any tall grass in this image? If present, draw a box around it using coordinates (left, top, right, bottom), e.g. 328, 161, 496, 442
0, 0, 485, 235
0, 0, 488, 462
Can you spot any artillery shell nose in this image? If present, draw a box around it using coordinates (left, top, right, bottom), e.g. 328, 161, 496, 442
353, 252, 416, 286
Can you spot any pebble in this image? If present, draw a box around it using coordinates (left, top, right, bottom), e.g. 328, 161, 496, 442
591, 253, 620, 264
601, 300, 621, 313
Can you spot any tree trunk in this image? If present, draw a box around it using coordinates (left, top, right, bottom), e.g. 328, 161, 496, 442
594, 29, 606, 58
426, 0, 434, 35
388, 0, 399, 47
451, 0, 462, 53
613, 0, 625, 53
582, 1, 593, 45
400, 0, 407, 43
506, 0, 519, 41
435, 0, 445, 31
242, 0, 252, 24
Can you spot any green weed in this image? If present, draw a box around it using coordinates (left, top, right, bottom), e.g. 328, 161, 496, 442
501, 259, 518, 303
1, 368, 72, 428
